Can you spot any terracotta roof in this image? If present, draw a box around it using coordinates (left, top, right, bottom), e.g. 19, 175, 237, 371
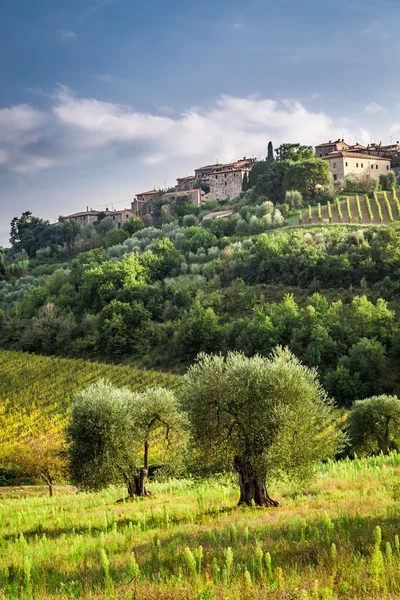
322, 151, 391, 161
177, 175, 196, 181
317, 140, 349, 147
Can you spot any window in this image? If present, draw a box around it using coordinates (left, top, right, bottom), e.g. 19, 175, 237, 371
361, 164, 363, 168
387, 166, 390, 170
224, 173, 227, 178
333, 174, 337, 181
371, 165, 374, 169
225, 182, 227, 186
215, 175, 218, 179
356, 163, 359, 168
345, 162, 348, 167
319, 153, 323, 157
376, 165, 378, 169
333, 162, 336, 168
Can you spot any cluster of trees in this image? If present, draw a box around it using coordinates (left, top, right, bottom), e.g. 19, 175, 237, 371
3, 224, 400, 405
5, 350, 400, 506
246, 143, 331, 203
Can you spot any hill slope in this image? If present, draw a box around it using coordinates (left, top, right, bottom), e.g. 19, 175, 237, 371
306, 191, 400, 225
0, 350, 180, 446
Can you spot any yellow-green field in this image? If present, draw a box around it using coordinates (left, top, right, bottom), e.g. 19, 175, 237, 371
0, 350, 180, 447
1, 454, 400, 599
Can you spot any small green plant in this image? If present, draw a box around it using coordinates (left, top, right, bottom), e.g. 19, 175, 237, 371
392, 186, 400, 219
373, 192, 383, 223
383, 191, 393, 222
335, 198, 343, 222
308, 205, 312, 223
365, 195, 373, 223
370, 526, 385, 589
317, 203, 322, 221
346, 196, 352, 222
327, 201, 332, 222
355, 195, 362, 222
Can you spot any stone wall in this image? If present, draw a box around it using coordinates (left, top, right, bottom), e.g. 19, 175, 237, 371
209, 170, 245, 201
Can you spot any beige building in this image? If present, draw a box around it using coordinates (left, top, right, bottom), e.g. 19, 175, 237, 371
61, 207, 134, 228
162, 188, 204, 205
315, 139, 349, 158
60, 210, 100, 227
322, 151, 391, 182
209, 168, 249, 201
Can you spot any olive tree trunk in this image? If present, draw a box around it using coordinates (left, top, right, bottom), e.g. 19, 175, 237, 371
126, 441, 151, 497
234, 456, 279, 507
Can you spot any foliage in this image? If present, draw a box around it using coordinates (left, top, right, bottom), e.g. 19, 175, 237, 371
379, 170, 396, 191
183, 348, 344, 505
68, 381, 185, 495
285, 190, 303, 209
275, 143, 314, 162
122, 216, 145, 235
283, 159, 331, 198
348, 395, 400, 455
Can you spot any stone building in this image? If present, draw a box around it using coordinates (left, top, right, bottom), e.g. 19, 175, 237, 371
209, 168, 249, 201
61, 207, 135, 227
162, 189, 204, 205
195, 157, 259, 187
322, 151, 391, 182
131, 190, 160, 215
60, 210, 100, 227
176, 175, 197, 191
315, 139, 349, 158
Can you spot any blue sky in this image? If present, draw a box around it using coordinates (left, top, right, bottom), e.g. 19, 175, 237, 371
1, 0, 400, 245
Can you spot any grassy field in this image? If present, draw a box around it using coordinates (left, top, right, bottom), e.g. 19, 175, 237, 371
1, 454, 400, 599
0, 350, 180, 449
303, 191, 400, 226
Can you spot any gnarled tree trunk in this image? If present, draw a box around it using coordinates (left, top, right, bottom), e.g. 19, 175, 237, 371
126, 441, 151, 497
234, 455, 278, 507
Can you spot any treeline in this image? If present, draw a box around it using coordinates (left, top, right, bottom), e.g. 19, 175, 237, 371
2, 224, 400, 405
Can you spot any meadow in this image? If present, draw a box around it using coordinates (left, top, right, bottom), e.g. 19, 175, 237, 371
1, 454, 400, 599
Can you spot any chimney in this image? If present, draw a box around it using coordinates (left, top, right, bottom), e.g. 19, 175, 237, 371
86, 206, 89, 212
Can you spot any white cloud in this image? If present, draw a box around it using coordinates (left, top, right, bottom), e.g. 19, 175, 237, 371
0, 88, 374, 174
59, 30, 78, 41
364, 102, 384, 114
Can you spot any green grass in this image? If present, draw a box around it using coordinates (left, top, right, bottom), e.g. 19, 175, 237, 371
1, 454, 400, 598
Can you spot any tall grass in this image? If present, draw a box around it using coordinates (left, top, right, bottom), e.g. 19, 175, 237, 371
1, 455, 400, 599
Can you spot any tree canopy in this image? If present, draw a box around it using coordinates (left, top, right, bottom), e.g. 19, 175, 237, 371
348, 395, 400, 456
183, 348, 345, 506
68, 380, 186, 496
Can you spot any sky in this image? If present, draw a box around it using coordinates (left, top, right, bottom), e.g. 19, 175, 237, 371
1, 0, 400, 246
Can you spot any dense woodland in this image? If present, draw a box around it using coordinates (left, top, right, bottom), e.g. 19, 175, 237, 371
1, 144, 400, 409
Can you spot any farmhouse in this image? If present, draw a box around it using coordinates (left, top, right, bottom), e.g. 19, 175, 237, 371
315, 139, 349, 158
209, 167, 250, 201
61, 207, 134, 227
322, 151, 391, 182
161, 189, 205, 205
131, 190, 160, 216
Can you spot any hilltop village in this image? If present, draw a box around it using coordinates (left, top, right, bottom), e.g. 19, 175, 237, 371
61, 139, 398, 227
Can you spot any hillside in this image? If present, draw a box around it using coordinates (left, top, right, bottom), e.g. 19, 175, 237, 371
1, 453, 400, 599
0, 350, 180, 449
306, 191, 400, 226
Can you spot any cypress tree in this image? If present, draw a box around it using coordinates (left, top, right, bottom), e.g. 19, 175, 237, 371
242, 172, 249, 191
267, 141, 274, 162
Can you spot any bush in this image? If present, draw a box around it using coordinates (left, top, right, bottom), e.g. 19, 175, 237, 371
285, 190, 303, 209
380, 171, 396, 191
105, 228, 129, 248
182, 214, 199, 228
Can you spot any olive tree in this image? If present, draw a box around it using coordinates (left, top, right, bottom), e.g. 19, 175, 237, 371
183, 348, 344, 507
68, 380, 186, 497
348, 395, 400, 456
